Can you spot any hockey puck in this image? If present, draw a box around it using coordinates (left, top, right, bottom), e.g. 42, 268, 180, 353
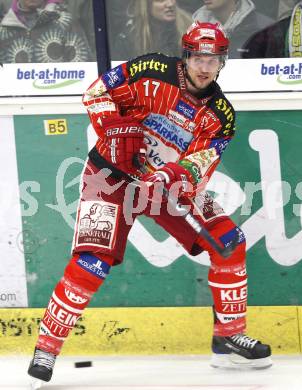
74, 361, 92, 368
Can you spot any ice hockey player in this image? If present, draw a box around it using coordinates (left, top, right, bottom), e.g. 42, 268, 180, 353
28, 21, 272, 383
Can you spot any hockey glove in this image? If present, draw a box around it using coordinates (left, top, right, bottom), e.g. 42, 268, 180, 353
102, 115, 146, 174
142, 162, 194, 200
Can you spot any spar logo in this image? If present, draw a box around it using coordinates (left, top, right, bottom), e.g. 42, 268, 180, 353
261, 62, 302, 84
16, 67, 85, 89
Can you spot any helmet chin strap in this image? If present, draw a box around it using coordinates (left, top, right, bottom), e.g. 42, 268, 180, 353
184, 64, 200, 90
215, 71, 221, 81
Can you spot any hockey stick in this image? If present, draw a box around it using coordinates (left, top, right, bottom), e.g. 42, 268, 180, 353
125, 157, 239, 259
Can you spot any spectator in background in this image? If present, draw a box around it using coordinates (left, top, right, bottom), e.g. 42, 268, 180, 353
176, 0, 201, 14
192, 0, 274, 58
0, 0, 10, 22
106, 0, 131, 38
278, 0, 298, 19
64, 0, 96, 61
110, 0, 192, 61
0, 0, 91, 63
0, 3, 5, 20
242, 1, 302, 57
0, 0, 10, 15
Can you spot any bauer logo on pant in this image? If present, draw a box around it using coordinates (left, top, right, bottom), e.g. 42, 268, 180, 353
76, 201, 119, 249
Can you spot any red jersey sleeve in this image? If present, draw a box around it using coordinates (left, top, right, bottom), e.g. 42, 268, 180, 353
82, 62, 135, 137
178, 97, 236, 190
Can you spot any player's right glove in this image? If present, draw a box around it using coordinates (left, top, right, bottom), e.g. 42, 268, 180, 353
101, 115, 146, 175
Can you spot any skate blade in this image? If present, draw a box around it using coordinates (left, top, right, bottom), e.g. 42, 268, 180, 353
29, 378, 44, 389
211, 353, 273, 370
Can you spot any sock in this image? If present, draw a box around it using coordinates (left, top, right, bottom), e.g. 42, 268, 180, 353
36, 252, 114, 355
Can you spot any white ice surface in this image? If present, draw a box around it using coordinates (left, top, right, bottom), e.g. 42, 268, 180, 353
0, 355, 301, 390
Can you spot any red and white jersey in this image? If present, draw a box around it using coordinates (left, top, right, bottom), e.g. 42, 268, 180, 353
83, 53, 235, 187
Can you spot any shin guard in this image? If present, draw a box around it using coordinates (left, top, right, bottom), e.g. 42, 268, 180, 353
195, 218, 247, 337
209, 268, 247, 336
37, 252, 114, 355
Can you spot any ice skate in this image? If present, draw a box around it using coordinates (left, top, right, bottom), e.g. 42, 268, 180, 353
211, 333, 272, 369
28, 348, 56, 382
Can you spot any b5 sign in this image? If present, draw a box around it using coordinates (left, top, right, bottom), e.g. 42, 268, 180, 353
44, 119, 68, 135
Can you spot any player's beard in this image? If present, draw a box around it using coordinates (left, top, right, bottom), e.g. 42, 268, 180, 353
185, 67, 217, 93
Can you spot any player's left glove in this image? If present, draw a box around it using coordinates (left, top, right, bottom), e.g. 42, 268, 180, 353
142, 162, 194, 199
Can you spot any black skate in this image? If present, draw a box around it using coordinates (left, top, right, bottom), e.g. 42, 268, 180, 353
28, 348, 56, 382
211, 334, 272, 369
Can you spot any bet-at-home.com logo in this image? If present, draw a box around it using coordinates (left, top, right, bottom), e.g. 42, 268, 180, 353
17, 67, 85, 89
261, 62, 302, 84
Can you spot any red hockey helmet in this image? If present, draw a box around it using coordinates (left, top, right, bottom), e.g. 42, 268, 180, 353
182, 22, 229, 58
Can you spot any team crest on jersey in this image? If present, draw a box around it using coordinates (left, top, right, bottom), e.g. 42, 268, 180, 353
175, 100, 196, 120
76, 201, 119, 249
102, 65, 125, 89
